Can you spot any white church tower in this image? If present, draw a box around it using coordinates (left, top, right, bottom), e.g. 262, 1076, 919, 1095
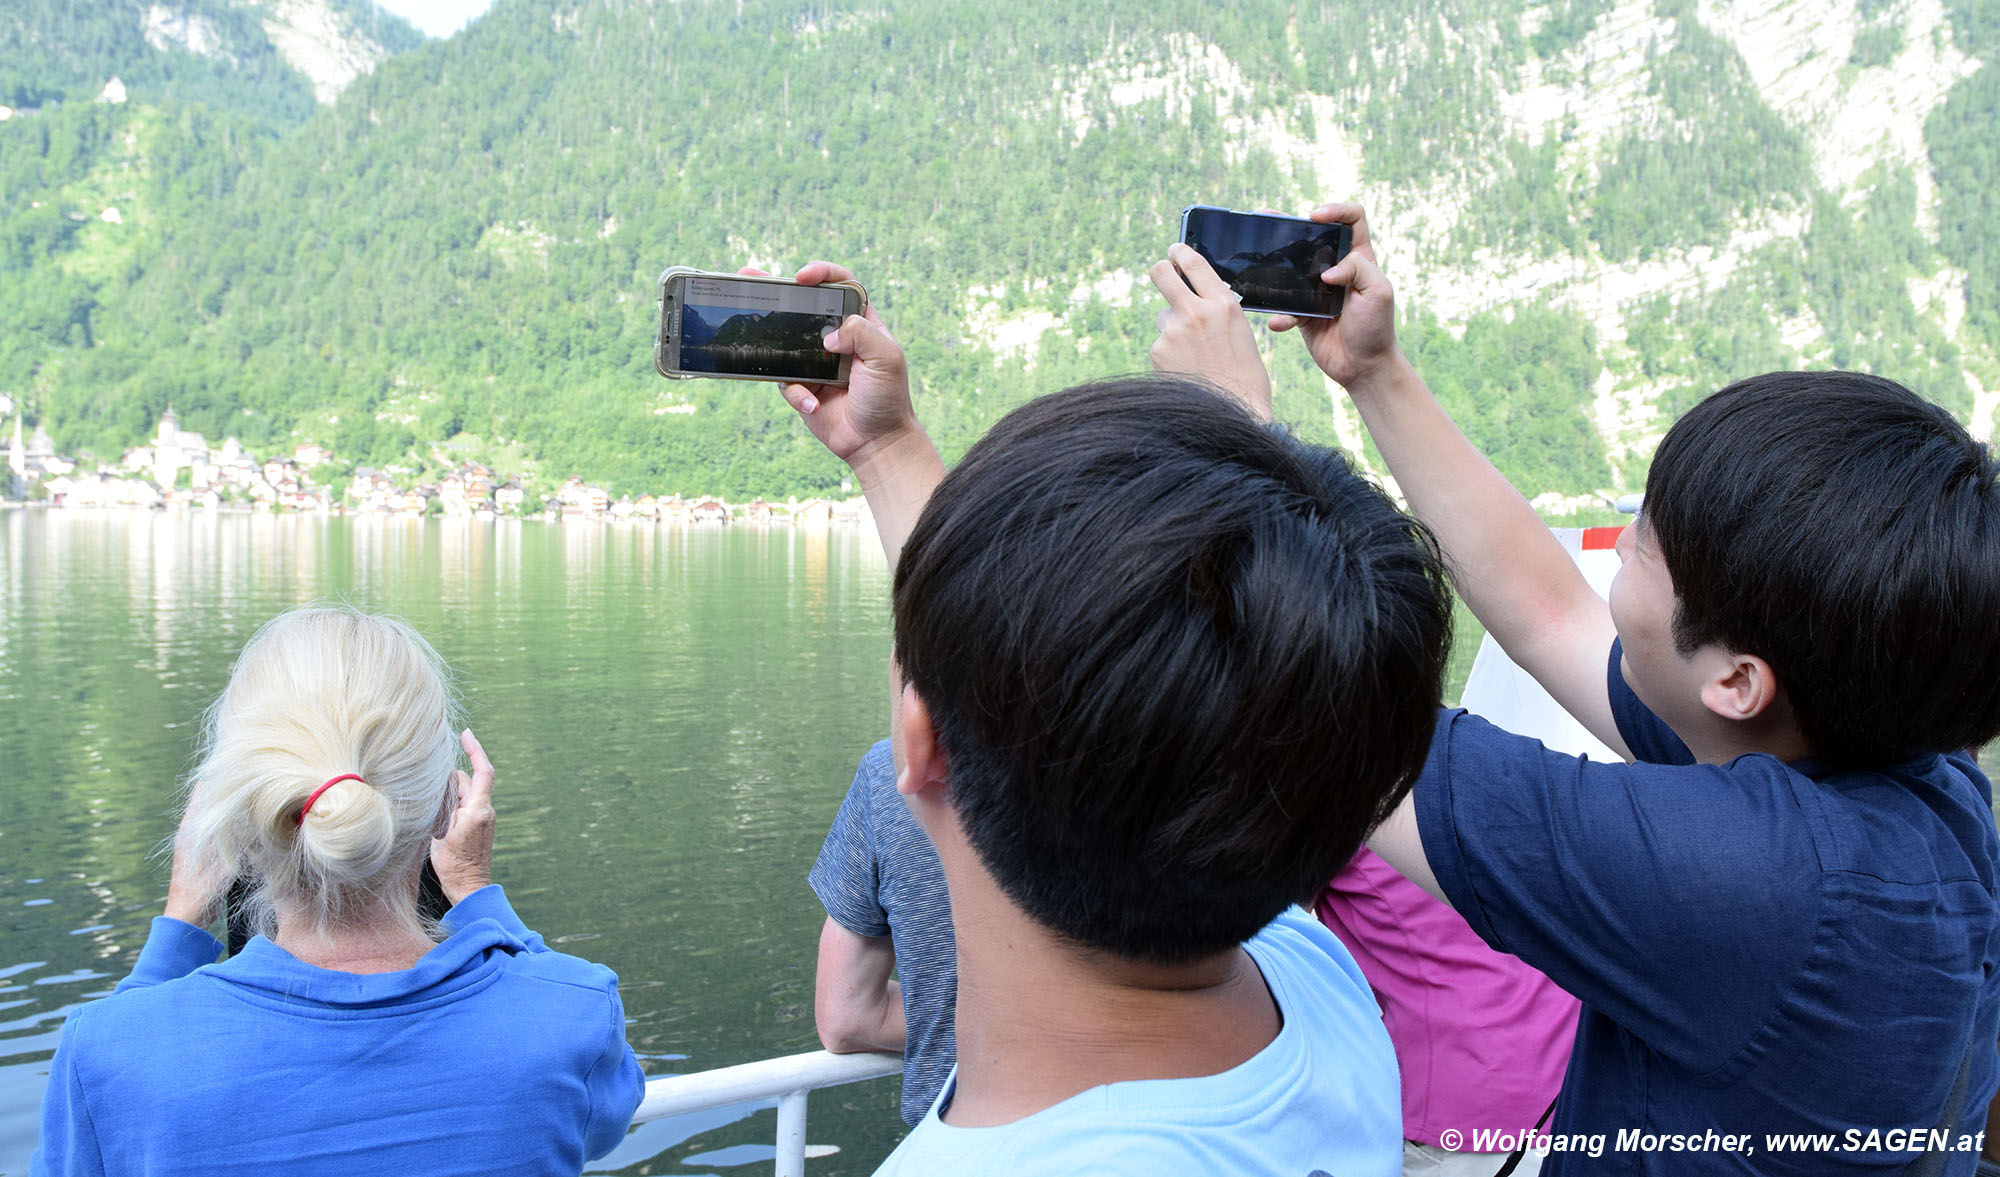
8, 414, 25, 499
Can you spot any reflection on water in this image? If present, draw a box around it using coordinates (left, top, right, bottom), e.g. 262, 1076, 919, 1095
0, 509, 903, 1175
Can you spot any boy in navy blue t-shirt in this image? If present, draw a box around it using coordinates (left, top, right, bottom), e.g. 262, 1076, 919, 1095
1151, 206, 2000, 1175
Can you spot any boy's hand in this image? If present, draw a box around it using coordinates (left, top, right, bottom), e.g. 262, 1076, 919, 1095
1268, 202, 1405, 392
743, 261, 919, 470
744, 261, 943, 568
1147, 243, 1273, 421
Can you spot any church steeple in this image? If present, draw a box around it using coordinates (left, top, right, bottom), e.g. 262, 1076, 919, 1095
8, 413, 24, 491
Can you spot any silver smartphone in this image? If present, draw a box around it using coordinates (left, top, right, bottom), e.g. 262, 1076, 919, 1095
1178, 205, 1353, 319
654, 267, 867, 384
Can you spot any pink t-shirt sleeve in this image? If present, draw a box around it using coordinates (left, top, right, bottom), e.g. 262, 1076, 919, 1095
1316, 848, 1578, 1145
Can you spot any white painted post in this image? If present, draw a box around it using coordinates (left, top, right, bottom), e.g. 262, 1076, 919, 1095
774, 1088, 809, 1177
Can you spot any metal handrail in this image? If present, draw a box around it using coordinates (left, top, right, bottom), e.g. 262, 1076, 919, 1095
634, 1049, 903, 1177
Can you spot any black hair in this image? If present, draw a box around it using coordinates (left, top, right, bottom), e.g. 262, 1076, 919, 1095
1645, 370, 2000, 769
892, 377, 1451, 965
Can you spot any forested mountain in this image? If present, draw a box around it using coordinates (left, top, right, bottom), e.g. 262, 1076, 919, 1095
5, 0, 1994, 505
2, 0, 423, 118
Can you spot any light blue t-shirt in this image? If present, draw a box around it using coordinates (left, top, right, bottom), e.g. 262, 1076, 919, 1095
872, 906, 1402, 1177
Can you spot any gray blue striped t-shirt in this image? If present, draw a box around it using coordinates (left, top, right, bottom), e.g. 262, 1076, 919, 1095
809, 738, 956, 1126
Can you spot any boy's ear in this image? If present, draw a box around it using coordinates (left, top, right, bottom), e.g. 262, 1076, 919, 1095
1700, 652, 1782, 724
892, 685, 950, 800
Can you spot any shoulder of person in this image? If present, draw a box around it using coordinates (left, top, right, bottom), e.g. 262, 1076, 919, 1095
857, 738, 899, 801
497, 945, 624, 996
59, 965, 219, 1066
1245, 906, 1389, 1032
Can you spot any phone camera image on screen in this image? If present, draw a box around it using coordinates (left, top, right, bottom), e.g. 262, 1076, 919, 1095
677, 277, 848, 382
1180, 207, 1353, 319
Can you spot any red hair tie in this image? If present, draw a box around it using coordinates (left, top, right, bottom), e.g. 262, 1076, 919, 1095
298, 774, 365, 825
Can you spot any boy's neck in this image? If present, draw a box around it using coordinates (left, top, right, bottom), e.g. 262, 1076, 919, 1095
939, 865, 1281, 1128
1679, 704, 1814, 767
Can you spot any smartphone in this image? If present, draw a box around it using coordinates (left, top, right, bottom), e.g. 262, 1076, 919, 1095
655, 268, 867, 384
1178, 205, 1353, 319
223, 862, 451, 954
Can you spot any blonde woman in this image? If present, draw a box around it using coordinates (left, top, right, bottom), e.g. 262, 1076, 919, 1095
32, 608, 644, 1176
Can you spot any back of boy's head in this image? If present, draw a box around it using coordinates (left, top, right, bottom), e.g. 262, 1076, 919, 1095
892, 377, 1451, 966
1645, 370, 2000, 770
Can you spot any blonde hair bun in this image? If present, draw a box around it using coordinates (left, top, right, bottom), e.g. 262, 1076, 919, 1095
179, 607, 461, 938
297, 777, 398, 886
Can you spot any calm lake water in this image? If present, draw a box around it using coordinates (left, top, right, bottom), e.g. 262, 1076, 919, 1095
0, 507, 904, 1176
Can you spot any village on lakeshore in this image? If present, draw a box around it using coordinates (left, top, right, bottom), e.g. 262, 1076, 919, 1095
2, 396, 870, 527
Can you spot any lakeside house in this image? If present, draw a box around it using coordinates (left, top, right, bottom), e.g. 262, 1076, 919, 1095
5, 411, 875, 529
439, 462, 496, 516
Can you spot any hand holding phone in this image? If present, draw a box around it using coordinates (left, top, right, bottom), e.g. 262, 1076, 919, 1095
1263, 203, 1406, 393
760, 260, 943, 567
744, 260, 921, 470
165, 784, 230, 929
1147, 243, 1274, 421
1179, 205, 1353, 319
427, 728, 497, 906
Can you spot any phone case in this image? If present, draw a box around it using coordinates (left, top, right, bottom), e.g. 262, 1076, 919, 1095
654, 267, 866, 385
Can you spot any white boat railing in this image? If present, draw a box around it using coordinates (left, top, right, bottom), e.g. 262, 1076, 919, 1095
633, 1049, 903, 1177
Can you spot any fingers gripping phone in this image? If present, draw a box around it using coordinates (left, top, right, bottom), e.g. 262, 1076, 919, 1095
1178, 206, 1354, 319
655, 268, 867, 384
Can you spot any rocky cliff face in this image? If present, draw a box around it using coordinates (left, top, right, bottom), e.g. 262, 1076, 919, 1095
258, 0, 406, 104
969, 0, 1992, 483
6, 0, 421, 117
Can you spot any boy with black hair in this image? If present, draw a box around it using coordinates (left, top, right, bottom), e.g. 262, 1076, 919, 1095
1154, 207, 2000, 1175
765, 261, 1451, 1173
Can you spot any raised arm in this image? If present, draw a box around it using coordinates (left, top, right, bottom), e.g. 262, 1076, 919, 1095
767, 261, 945, 570
1272, 204, 1629, 758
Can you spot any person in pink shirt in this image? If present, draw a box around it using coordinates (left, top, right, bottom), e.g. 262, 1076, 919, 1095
1319, 850, 1578, 1176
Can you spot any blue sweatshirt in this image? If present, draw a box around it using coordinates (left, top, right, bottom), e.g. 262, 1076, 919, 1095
33, 885, 645, 1176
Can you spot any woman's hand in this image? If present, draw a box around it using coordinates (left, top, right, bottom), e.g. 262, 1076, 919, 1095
163, 785, 230, 928
431, 729, 496, 906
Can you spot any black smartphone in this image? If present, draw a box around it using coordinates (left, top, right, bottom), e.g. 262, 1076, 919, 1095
223, 862, 452, 955
655, 268, 867, 385
1178, 205, 1354, 319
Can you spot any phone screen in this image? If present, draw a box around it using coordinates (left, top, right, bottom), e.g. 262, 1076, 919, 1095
673, 276, 851, 382
1179, 206, 1353, 318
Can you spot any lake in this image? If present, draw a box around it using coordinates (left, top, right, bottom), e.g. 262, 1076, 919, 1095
0, 507, 905, 1176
